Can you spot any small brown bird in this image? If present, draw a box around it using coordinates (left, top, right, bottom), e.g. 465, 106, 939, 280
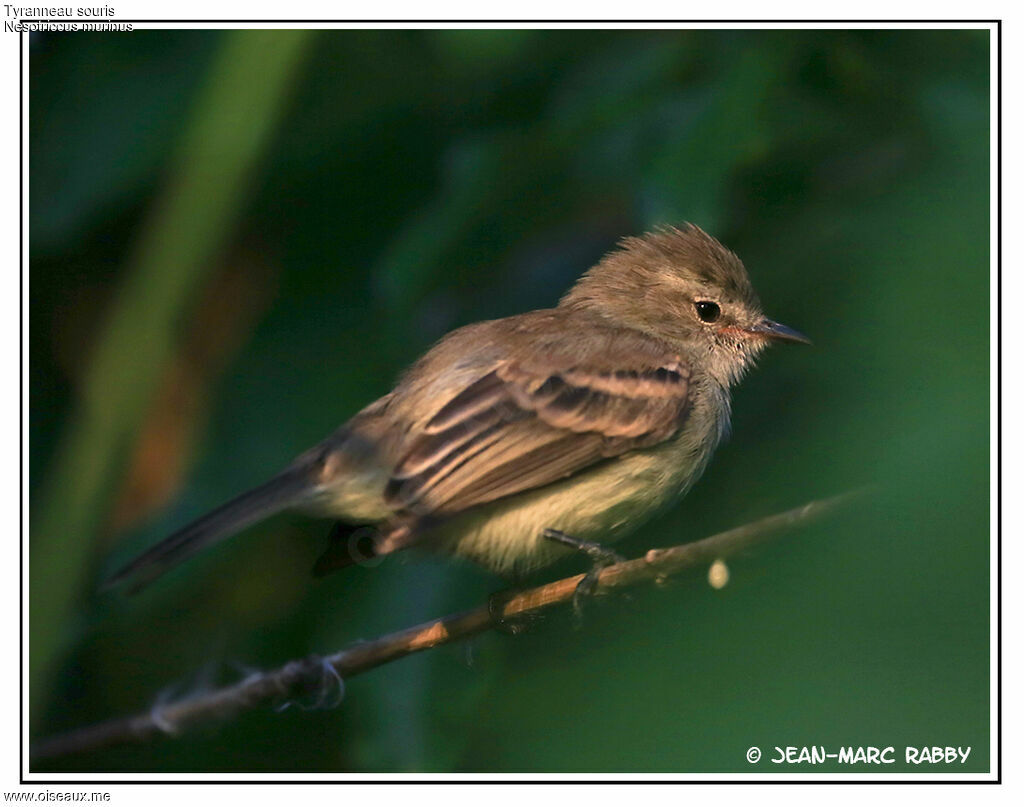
108, 224, 807, 596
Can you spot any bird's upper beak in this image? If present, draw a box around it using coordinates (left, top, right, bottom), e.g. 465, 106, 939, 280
744, 318, 811, 345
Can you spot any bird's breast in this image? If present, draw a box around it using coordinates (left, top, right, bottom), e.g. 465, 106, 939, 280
436, 398, 726, 575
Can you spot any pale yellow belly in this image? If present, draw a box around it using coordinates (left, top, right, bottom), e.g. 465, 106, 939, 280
315, 382, 728, 575
433, 431, 711, 575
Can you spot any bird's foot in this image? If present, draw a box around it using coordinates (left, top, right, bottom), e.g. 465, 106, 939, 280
542, 528, 625, 622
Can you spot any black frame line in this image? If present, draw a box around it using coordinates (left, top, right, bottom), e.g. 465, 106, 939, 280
18, 17, 1002, 786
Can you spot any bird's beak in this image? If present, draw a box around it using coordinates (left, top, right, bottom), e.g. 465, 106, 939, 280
744, 318, 811, 345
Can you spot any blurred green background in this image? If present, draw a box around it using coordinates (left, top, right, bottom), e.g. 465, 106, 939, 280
29, 28, 991, 774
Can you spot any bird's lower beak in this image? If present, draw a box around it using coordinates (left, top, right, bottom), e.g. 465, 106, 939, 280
745, 318, 811, 345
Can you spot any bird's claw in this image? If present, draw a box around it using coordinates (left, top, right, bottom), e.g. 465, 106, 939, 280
541, 528, 625, 625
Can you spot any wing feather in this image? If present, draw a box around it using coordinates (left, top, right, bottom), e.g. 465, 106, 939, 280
384, 353, 691, 518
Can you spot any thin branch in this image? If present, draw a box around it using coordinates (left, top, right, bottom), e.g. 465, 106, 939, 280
31, 491, 858, 764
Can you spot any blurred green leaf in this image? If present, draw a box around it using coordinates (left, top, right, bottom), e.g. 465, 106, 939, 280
31, 28, 315, 731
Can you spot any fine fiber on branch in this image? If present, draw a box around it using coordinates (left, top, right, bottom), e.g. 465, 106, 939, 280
31, 491, 857, 764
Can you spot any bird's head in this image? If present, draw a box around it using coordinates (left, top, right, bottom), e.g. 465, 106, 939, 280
560, 224, 809, 387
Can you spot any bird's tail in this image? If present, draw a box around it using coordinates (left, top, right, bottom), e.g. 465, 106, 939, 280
104, 466, 315, 593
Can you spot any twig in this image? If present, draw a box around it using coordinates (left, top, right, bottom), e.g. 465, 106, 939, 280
31, 491, 857, 764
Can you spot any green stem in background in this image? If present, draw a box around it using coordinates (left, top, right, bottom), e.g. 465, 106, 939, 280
30, 29, 314, 728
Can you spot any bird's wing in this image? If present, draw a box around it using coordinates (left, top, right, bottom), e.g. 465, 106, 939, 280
384, 352, 692, 519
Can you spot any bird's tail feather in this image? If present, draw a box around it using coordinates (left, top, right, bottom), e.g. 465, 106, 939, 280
105, 467, 315, 592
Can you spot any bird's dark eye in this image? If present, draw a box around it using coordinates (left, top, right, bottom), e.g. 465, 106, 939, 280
695, 301, 721, 323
